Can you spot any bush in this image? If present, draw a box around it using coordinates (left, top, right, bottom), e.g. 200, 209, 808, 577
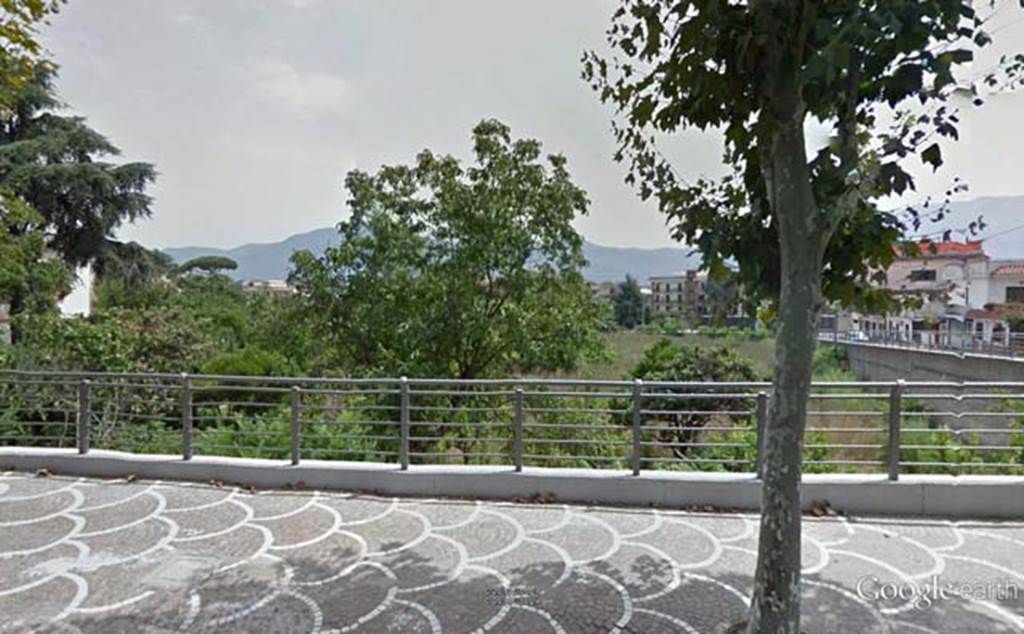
623, 339, 763, 471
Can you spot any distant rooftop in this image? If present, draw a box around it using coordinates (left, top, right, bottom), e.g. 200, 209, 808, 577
901, 240, 986, 258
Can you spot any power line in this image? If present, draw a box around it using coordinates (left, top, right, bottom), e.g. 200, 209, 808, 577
979, 219, 1024, 242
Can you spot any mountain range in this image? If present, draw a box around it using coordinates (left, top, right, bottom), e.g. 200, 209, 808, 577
163, 228, 703, 283
162, 195, 1024, 283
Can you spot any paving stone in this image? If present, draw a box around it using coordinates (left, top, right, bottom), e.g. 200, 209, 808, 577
1, 472, 1022, 632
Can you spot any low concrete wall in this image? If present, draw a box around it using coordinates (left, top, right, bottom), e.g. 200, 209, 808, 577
834, 340, 1024, 383
3, 448, 1022, 518
831, 342, 1024, 443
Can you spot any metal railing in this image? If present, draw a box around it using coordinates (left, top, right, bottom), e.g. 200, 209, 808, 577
822, 328, 1024, 358
1, 370, 1022, 479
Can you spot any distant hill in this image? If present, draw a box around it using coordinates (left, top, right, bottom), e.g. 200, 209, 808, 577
162, 195, 1023, 283
163, 228, 702, 284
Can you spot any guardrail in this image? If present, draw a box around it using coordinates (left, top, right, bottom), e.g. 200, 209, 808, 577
1, 370, 1022, 479
821, 329, 1024, 358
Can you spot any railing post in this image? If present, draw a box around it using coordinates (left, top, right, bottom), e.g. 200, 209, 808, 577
631, 379, 643, 476
290, 386, 301, 466
755, 391, 768, 479
399, 377, 410, 470
887, 380, 904, 481
181, 373, 193, 461
77, 379, 91, 454
513, 386, 524, 472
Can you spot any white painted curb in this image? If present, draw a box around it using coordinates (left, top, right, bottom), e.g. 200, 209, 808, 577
2, 448, 1022, 518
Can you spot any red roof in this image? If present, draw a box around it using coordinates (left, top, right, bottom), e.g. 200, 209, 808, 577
991, 264, 1024, 277
914, 240, 984, 255
967, 306, 1008, 320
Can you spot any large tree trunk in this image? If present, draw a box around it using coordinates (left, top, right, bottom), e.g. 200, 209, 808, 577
746, 117, 824, 632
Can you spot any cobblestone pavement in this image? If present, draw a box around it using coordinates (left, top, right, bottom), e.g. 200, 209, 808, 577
1, 472, 1022, 633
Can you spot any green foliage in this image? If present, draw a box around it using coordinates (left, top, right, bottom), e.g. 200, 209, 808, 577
290, 120, 606, 379
0, 1, 62, 110
812, 346, 855, 381
12, 308, 223, 374
91, 242, 174, 309
583, 1, 1005, 312
0, 65, 155, 269
0, 191, 68, 316
176, 256, 239, 276
200, 348, 293, 378
612, 275, 646, 329
624, 339, 763, 470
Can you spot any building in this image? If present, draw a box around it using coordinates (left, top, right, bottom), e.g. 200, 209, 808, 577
243, 279, 292, 297
589, 281, 618, 303
832, 240, 1024, 345
648, 270, 747, 324
649, 271, 705, 318
987, 261, 1024, 305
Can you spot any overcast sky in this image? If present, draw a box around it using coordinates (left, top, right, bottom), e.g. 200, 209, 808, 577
41, 0, 1024, 252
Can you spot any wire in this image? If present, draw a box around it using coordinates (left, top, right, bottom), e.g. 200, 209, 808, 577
979, 220, 1024, 242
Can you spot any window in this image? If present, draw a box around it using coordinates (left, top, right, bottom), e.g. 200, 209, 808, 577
909, 269, 937, 282
1007, 286, 1024, 304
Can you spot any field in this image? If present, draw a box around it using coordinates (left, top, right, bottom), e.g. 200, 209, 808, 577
575, 330, 777, 380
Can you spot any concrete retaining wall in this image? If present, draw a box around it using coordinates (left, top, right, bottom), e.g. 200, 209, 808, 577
834, 341, 1024, 383
3, 448, 1022, 518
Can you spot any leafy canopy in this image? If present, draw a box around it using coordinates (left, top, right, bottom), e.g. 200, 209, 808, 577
290, 119, 605, 379
583, 1, 1008, 311
176, 255, 239, 276
0, 1, 62, 109
613, 275, 646, 329
0, 191, 68, 316
0, 65, 155, 268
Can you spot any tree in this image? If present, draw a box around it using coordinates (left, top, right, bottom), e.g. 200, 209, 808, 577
0, 1, 62, 109
176, 255, 239, 276
0, 65, 156, 336
705, 271, 741, 327
290, 119, 605, 379
0, 66, 155, 267
91, 241, 175, 309
627, 339, 761, 463
0, 191, 68, 320
613, 274, 646, 329
584, 2, 1015, 630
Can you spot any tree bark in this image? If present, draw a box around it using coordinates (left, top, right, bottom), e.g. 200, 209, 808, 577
746, 118, 824, 632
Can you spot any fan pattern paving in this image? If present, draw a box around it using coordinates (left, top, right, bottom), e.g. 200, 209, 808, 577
1, 472, 1022, 633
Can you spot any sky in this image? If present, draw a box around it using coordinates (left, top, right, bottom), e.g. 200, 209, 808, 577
41, 0, 1024, 256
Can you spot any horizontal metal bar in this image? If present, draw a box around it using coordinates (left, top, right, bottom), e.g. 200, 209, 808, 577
407, 405, 513, 413
526, 438, 629, 446
522, 390, 631, 399
299, 433, 396, 442
521, 454, 625, 462
641, 425, 747, 433
639, 441, 750, 449
640, 457, 749, 464
301, 448, 398, 456
522, 422, 624, 431
804, 443, 883, 450
805, 427, 885, 433
298, 419, 400, 427
408, 421, 508, 428
409, 452, 509, 459
524, 406, 629, 415
411, 436, 508, 443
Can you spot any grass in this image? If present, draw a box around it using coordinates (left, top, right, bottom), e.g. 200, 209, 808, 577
574, 330, 777, 380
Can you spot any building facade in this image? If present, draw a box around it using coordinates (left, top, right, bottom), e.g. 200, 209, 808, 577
831, 240, 1024, 346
